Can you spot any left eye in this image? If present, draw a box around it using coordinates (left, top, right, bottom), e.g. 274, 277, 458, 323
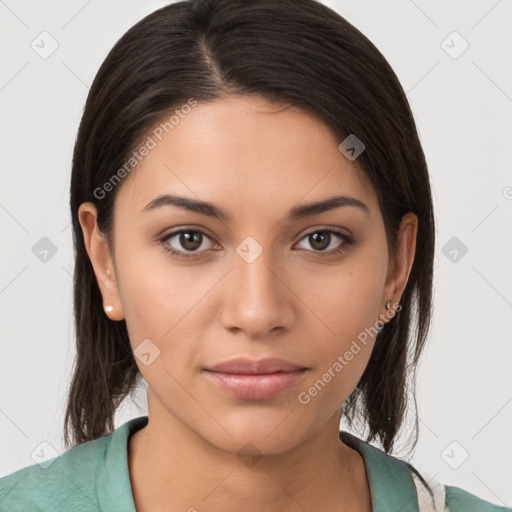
295, 229, 351, 253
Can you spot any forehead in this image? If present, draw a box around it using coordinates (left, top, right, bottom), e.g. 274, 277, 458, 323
115, 95, 377, 221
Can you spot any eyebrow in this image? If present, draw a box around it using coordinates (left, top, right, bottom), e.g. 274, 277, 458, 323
141, 193, 370, 222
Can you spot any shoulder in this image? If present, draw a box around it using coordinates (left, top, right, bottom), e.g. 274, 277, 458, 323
444, 484, 511, 512
410, 464, 510, 512
340, 430, 510, 512
0, 433, 110, 511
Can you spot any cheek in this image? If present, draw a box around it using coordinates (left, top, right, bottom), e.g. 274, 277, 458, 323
116, 244, 223, 368
296, 280, 379, 412
293, 250, 387, 399
294, 255, 386, 348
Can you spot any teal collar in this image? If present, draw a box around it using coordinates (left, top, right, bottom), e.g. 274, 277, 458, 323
96, 415, 148, 511
99, 416, 419, 512
340, 430, 420, 512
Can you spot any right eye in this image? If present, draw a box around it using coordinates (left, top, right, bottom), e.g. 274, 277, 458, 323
160, 229, 218, 259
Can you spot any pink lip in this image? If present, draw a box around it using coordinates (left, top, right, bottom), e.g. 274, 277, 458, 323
205, 356, 307, 374
204, 369, 308, 400
203, 357, 309, 400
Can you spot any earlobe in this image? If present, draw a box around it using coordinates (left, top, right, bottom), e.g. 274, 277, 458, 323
77, 202, 125, 321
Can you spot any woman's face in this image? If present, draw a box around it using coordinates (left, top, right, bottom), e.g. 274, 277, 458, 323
80, 95, 417, 454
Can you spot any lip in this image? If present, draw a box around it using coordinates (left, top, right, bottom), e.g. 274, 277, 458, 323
203, 357, 309, 400
204, 370, 308, 400
205, 357, 307, 374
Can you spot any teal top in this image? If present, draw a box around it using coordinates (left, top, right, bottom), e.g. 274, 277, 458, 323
0, 415, 509, 511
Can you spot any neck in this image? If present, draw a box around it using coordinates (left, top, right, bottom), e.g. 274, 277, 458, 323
128, 410, 371, 512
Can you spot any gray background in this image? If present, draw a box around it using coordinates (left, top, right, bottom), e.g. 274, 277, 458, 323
1, 0, 511, 506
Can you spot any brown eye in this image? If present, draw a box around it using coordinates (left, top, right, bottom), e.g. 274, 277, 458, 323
296, 229, 353, 254
177, 231, 203, 251
160, 229, 216, 257
308, 231, 331, 251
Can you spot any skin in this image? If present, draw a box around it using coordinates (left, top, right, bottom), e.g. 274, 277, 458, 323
79, 95, 417, 512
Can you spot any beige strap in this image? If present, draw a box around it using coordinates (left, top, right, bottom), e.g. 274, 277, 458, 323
412, 471, 449, 512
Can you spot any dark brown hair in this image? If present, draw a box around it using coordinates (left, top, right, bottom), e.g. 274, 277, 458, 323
65, 0, 435, 455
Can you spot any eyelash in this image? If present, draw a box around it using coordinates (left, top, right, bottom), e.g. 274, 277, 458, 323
159, 228, 354, 260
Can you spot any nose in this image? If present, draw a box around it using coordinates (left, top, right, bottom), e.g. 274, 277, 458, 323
219, 243, 296, 339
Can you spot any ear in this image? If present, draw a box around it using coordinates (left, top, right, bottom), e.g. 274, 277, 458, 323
381, 212, 418, 322
78, 202, 125, 321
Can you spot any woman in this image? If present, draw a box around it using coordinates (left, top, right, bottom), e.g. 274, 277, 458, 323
0, 0, 508, 510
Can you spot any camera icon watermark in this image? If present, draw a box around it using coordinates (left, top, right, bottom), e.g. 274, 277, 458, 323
236, 236, 263, 264
237, 442, 263, 468
441, 31, 469, 60
31, 31, 59, 60
32, 237, 58, 263
134, 338, 161, 366
441, 236, 468, 263
441, 441, 469, 469
338, 134, 365, 161
31, 441, 59, 469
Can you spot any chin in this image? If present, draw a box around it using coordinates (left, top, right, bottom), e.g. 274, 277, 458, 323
196, 420, 306, 457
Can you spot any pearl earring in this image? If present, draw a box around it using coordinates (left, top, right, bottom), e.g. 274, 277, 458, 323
377, 299, 392, 334
104, 305, 114, 314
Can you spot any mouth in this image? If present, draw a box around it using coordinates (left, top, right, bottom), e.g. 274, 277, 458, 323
204, 356, 308, 375
203, 369, 308, 400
